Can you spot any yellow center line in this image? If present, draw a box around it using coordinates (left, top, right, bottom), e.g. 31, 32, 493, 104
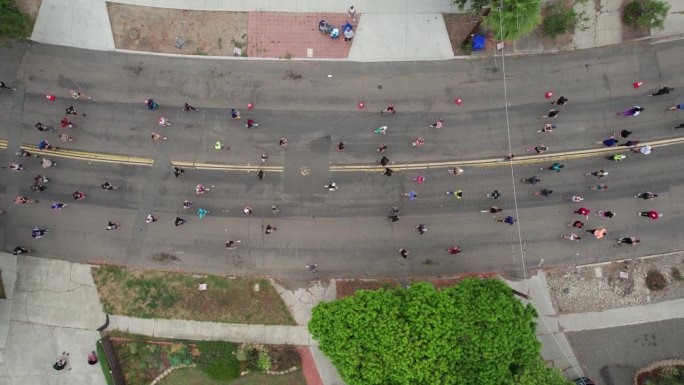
1, 136, 683, 171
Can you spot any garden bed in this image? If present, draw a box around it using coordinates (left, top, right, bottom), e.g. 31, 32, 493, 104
108, 331, 303, 385
92, 266, 295, 325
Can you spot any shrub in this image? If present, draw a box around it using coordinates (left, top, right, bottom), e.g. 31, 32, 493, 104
645, 270, 667, 291
454, 0, 492, 13
195, 341, 240, 380
0, 0, 31, 39
483, 0, 543, 41
622, 0, 670, 29
672, 268, 684, 282
543, 2, 587, 38
257, 350, 272, 372
168, 344, 193, 367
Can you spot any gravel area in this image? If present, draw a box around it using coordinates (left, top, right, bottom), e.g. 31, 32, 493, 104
546, 252, 684, 313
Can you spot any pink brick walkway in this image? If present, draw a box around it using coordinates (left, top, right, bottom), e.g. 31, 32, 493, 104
247, 12, 359, 59
297, 346, 324, 385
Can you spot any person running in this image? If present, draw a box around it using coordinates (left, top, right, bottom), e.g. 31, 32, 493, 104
16, 149, 37, 158
0, 81, 17, 91
618, 106, 644, 116
30, 184, 47, 192
325, 182, 338, 191
257, 169, 265, 180
587, 228, 607, 239
174, 217, 186, 226
597, 138, 618, 147
639, 210, 662, 220
588, 184, 608, 191
647, 86, 673, 96
446, 190, 463, 199
183, 102, 197, 111
173, 167, 185, 177
429, 119, 445, 129
58, 133, 73, 142
538, 109, 560, 119
230, 108, 241, 119
551, 96, 568, 106
246, 119, 257, 128
674, 123, 684, 129
522, 176, 541, 185
447, 246, 462, 255
568, 220, 584, 229
65, 106, 77, 115
214, 141, 228, 150
609, 154, 626, 162
373, 126, 387, 134
666, 103, 684, 111
336, 142, 345, 152
157, 116, 170, 126
448, 167, 464, 175
384, 167, 394, 176
51, 202, 67, 210
595, 210, 616, 218
60, 118, 73, 128
615, 129, 632, 139
183, 200, 192, 209
624, 140, 641, 147
617, 236, 640, 245
398, 248, 410, 258
412, 176, 426, 183
414, 224, 427, 235
145, 99, 158, 110
586, 170, 608, 178
151, 132, 167, 141
635, 192, 658, 200
561, 233, 581, 241
35, 175, 49, 184
481, 206, 503, 214
573, 207, 591, 219
488, 190, 501, 199
41, 158, 55, 168
36, 122, 54, 132
542, 162, 564, 172
412, 137, 425, 147
531, 188, 553, 197
106, 221, 120, 230
527, 145, 548, 154
380, 156, 390, 166
38, 140, 52, 150
377, 144, 387, 153
260, 154, 268, 163
264, 224, 276, 234
279, 138, 288, 147
306, 263, 318, 273
198, 208, 209, 219
381, 105, 396, 114
146, 214, 157, 223
72, 191, 86, 200
497, 216, 516, 225
243, 206, 252, 216
195, 184, 207, 194
226, 240, 242, 249
12, 246, 30, 255
538, 123, 556, 133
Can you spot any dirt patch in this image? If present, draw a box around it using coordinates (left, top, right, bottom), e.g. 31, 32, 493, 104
620, 0, 651, 41
107, 3, 248, 56
92, 266, 295, 325
442, 13, 482, 55
15, 0, 41, 20
546, 252, 684, 314
336, 273, 500, 298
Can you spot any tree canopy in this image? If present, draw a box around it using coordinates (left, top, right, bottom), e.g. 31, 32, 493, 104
483, 0, 543, 41
309, 279, 568, 385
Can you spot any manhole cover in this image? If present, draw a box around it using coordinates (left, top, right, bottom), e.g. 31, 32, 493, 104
127, 29, 139, 40
300, 166, 310, 176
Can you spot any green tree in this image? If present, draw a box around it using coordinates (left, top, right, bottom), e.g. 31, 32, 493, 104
309, 279, 563, 385
542, 1, 588, 39
623, 0, 670, 29
0, 0, 31, 39
483, 0, 543, 41
454, 0, 492, 13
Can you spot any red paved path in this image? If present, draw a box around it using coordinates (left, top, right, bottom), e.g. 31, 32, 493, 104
247, 12, 359, 59
297, 346, 324, 385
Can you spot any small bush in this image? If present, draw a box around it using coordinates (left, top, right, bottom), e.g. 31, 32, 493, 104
622, 0, 670, 29
257, 350, 272, 372
168, 344, 193, 367
195, 341, 240, 380
672, 268, 684, 282
645, 270, 667, 291
543, 2, 586, 38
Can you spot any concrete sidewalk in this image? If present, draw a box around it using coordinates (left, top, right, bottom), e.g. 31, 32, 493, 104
4, 255, 683, 385
32, 0, 684, 61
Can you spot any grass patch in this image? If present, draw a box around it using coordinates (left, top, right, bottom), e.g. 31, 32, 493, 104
92, 266, 295, 325
161, 367, 306, 385
96, 339, 115, 385
108, 332, 301, 385
0, 0, 31, 40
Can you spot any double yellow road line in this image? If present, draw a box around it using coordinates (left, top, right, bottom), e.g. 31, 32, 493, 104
2, 136, 684, 171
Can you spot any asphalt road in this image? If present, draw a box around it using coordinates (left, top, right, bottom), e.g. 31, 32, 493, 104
567, 318, 684, 385
1, 40, 684, 281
